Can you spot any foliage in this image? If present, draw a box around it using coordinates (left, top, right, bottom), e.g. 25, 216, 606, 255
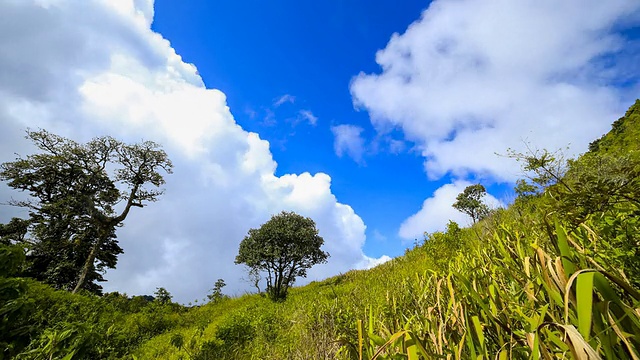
506, 145, 571, 193
589, 99, 640, 153
452, 184, 490, 223
207, 279, 227, 303
129, 100, 639, 360
0, 129, 172, 294
235, 211, 329, 301
514, 179, 538, 200
3, 102, 639, 359
0, 244, 31, 358
0, 218, 29, 245
0, 273, 187, 359
419, 220, 468, 272
342, 220, 640, 359
154, 287, 172, 305
508, 101, 640, 225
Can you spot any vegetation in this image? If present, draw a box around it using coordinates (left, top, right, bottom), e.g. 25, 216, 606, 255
0, 130, 172, 294
452, 184, 490, 224
154, 287, 173, 305
235, 211, 329, 301
0, 100, 639, 359
206, 279, 227, 303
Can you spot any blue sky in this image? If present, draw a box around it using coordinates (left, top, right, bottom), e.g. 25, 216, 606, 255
1, 0, 639, 302
149, 0, 640, 259
150, 0, 438, 258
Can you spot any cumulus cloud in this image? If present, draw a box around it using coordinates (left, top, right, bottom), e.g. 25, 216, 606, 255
351, 0, 640, 238
351, 0, 640, 182
0, 0, 384, 303
331, 124, 366, 163
359, 255, 392, 269
399, 181, 502, 240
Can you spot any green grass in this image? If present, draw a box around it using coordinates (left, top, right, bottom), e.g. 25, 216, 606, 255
4, 100, 640, 359
129, 197, 640, 359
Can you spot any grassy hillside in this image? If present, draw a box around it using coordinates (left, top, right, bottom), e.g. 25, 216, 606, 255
2, 100, 639, 359
132, 100, 640, 359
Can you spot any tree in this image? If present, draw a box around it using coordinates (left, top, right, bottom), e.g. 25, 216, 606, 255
207, 278, 227, 302
452, 184, 490, 224
505, 146, 571, 193
154, 287, 172, 304
246, 267, 262, 294
513, 179, 539, 200
507, 142, 640, 222
0, 129, 172, 294
235, 211, 329, 301
0, 218, 29, 245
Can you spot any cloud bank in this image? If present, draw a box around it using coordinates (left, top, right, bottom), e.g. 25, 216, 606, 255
0, 0, 384, 302
351, 0, 640, 235
352, 0, 640, 181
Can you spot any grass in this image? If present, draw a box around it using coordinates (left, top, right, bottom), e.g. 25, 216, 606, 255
6, 100, 639, 359
130, 199, 640, 359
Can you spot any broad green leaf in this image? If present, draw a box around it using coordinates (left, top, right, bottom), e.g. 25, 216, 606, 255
555, 221, 576, 276
576, 272, 595, 341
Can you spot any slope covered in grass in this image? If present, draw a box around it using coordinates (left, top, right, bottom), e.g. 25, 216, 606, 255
131, 100, 640, 359
2, 101, 639, 359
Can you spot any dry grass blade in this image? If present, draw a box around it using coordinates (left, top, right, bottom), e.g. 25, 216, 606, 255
605, 303, 640, 360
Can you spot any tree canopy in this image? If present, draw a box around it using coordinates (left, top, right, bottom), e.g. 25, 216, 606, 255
235, 211, 329, 301
452, 184, 490, 224
0, 129, 172, 293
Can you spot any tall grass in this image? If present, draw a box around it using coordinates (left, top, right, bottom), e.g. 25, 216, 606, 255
129, 202, 639, 359
341, 218, 640, 359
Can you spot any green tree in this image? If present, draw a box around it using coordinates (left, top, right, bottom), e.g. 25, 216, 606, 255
508, 146, 640, 223
235, 211, 329, 301
207, 278, 227, 302
513, 179, 538, 200
0, 218, 29, 245
154, 287, 172, 304
244, 267, 262, 294
505, 145, 572, 194
452, 184, 490, 224
0, 129, 172, 294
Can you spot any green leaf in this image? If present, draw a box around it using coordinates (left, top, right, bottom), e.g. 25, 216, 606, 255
576, 272, 595, 341
555, 221, 576, 276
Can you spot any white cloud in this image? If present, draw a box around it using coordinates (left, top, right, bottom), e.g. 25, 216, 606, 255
358, 255, 392, 269
399, 181, 502, 240
298, 109, 318, 126
273, 94, 295, 107
0, 0, 386, 302
388, 139, 406, 154
351, 0, 640, 182
331, 124, 366, 163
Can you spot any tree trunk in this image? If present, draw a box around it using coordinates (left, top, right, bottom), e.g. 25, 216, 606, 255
72, 237, 101, 293
74, 184, 139, 293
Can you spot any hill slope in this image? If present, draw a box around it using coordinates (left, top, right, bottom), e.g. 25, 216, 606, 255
132, 100, 640, 359
1, 100, 639, 359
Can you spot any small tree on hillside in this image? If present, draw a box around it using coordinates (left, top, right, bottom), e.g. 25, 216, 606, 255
207, 278, 227, 303
154, 287, 172, 304
235, 211, 329, 301
243, 267, 262, 294
505, 146, 571, 193
453, 184, 490, 224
